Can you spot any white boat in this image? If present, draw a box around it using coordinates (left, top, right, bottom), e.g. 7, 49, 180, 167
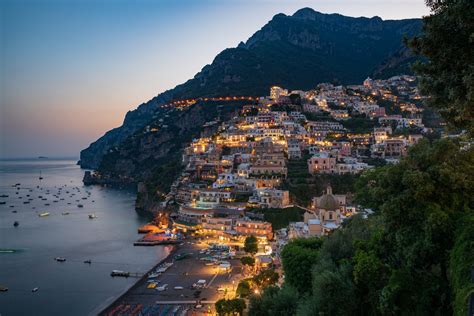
156, 284, 168, 291
32, 287, 39, 292
88, 214, 97, 219
174, 286, 184, 290
55, 257, 66, 262
38, 212, 50, 217
148, 273, 160, 278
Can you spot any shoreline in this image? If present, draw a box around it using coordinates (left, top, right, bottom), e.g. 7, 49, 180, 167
93, 244, 178, 316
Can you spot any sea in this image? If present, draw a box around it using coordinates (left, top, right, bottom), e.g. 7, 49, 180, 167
0, 159, 170, 316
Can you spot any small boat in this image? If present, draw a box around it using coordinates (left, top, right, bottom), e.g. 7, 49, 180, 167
84, 260, 92, 264
148, 273, 160, 279
55, 257, 66, 262
13, 221, 19, 227
110, 270, 129, 277
61, 212, 70, 215
77, 204, 83, 208
39, 171, 43, 180
0, 286, 8, 292
38, 212, 50, 217
88, 214, 97, 219
23, 201, 30, 204
32, 287, 39, 292
0, 194, 8, 198
0, 201, 5, 205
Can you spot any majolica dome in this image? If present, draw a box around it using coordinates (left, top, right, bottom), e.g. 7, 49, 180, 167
318, 187, 338, 210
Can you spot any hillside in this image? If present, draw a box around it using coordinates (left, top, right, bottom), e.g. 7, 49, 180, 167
80, 8, 421, 169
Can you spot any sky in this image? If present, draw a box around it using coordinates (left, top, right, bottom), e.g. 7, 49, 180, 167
0, 0, 430, 158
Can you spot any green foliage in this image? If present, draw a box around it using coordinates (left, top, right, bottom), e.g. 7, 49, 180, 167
261, 207, 304, 230
236, 280, 251, 298
299, 262, 357, 316
408, 0, 474, 132
244, 235, 258, 255
253, 269, 279, 288
248, 285, 299, 316
341, 116, 377, 133
215, 298, 246, 316
449, 212, 474, 316
353, 138, 474, 314
280, 237, 322, 294
240, 256, 255, 266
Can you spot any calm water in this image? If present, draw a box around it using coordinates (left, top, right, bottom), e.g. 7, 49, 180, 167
0, 159, 170, 316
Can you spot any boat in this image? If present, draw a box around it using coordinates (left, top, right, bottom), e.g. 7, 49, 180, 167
148, 273, 160, 279
77, 204, 83, 208
55, 257, 66, 262
0, 249, 16, 253
0, 202, 5, 205
0, 286, 8, 292
38, 212, 50, 217
13, 221, 19, 227
61, 212, 70, 215
39, 171, 43, 180
88, 214, 97, 219
0, 195, 8, 198
84, 260, 92, 264
32, 287, 39, 292
110, 270, 129, 277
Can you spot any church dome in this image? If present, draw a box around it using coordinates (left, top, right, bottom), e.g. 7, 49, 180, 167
319, 194, 339, 210
318, 187, 338, 210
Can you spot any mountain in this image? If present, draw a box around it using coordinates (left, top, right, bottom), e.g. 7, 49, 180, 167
80, 8, 422, 169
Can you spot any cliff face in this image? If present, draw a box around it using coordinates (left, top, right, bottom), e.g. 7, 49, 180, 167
92, 101, 243, 190
80, 8, 422, 169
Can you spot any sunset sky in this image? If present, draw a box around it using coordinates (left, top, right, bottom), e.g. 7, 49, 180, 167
0, 0, 430, 158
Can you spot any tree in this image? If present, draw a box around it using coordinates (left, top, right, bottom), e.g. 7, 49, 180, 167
215, 298, 246, 316
236, 280, 251, 298
354, 138, 474, 315
244, 235, 258, 255
248, 285, 299, 316
253, 269, 279, 288
241, 256, 255, 266
280, 237, 322, 294
408, 0, 474, 131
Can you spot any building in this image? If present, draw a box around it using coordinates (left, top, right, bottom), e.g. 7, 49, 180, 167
307, 151, 337, 174
234, 219, 273, 240
270, 86, 288, 100
306, 187, 343, 236
248, 188, 290, 208
200, 217, 234, 236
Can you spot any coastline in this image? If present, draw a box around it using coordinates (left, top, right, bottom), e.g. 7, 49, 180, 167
93, 245, 177, 316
